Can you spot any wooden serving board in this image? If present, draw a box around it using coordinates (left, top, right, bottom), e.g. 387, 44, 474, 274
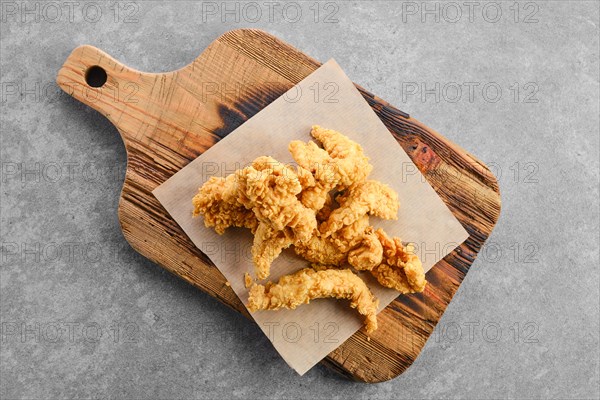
56, 29, 501, 382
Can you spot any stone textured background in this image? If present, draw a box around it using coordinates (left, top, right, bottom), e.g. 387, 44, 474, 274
1, 1, 598, 398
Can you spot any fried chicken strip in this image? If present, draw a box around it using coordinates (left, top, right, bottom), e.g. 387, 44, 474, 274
247, 268, 379, 334
293, 215, 372, 266
316, 191, 335, 222
289, 126, 373, 210
370, 229, 426, 293
293, 233, 347, 266
195, 156, 318, 280
236, 156, 317, 243
252, 222, 295, 280
288, 140, 338, 210
237, 157, 319, 279
320, 180, 399, 237
347, 227, 384, 271
192, 174, 257, 234
194, 127, 421, 306
310, 125, 373, 188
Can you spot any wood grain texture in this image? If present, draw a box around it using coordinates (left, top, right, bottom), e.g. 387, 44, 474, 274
56, 29, 501, 382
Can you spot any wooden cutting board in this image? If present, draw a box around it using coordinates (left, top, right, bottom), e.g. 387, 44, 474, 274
56, 29, 501, 382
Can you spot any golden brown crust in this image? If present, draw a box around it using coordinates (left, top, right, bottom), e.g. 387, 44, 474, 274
192, 175, 258, 234
288, 140, 338, 210
244, 272, 253, 288
236, 156, 317, 243
315, 191, 335, 221
320, 180, 399, 237
310, 125, 373, 188
370, 229, 426, 293
247, 268, 379, 334
193, 126, 427, 333
293, 215, 373, 267
252, 223, 295, 280
194, 156, 319, 279
347, 227, 384, 271
288, 125, 373, 211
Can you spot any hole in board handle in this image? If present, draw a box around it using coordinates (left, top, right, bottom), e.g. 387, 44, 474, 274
85, 65, 107, 88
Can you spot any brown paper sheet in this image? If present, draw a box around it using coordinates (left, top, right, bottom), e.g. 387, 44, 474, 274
153, 59, 469, 375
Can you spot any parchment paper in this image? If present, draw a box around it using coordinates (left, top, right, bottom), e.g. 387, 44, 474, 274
153, 59, 469, 375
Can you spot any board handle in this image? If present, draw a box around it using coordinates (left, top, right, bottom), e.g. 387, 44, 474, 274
56, 45, 153, 139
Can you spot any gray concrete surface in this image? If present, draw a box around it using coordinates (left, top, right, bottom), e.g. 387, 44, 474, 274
1, 1, 599, 398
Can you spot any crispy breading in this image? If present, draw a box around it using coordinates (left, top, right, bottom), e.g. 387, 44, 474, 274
252, 222, 295, 280
244, 272, 253, 288
315, 191, 335, 221
288, 140, 338, 210
192, 174, 258, 234
236, 156, 317, 243
193, 126, 427, 332
370, 229, 426, 293
293, 232, 347, 266
288, 125, 373, 210
195, 156, 317, 279
310, 125, 373, 188
237, 157, 317, 278
329, 214, 370, 253
294, 215, 371, 266
347, 227, 384, 271
247, 268, 379, 333
320, 180, 399, 237
310, 263, 334, 271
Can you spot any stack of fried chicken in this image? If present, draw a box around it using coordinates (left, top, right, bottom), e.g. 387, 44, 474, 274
192, 126, 426, 334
